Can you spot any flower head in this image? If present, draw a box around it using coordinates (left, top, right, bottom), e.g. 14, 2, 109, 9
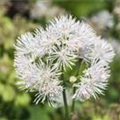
14, 15, 115, 106
80, 37, 115, 64
73, 61, 110, 101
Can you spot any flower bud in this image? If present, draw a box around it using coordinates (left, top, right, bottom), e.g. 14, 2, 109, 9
69, 76, 77, 83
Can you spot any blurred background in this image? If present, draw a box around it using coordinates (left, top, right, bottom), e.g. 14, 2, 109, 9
0, 0, 120, 120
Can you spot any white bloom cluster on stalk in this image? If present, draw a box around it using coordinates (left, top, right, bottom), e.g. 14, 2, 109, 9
14, 15, 115, 106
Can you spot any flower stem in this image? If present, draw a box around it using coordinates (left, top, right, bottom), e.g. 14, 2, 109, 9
63, 89, 69, 120
62, 66, 69, 120
71, 87, 76, 113
71, 60, 84, 118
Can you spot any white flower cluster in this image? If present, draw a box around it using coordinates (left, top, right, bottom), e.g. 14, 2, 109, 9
90, 10, 114, 30
14, 15, 115, 106
30, 1, 66, 20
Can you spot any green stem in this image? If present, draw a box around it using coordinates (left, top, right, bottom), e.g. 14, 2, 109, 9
62, 66, 69, 120
79, 60, 85, 75
71, 60, 85, 118
63, 89, 69, 120
71, 87, 76, 113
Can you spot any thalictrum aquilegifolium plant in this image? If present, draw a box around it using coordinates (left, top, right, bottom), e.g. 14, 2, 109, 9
14, 15, 115, 120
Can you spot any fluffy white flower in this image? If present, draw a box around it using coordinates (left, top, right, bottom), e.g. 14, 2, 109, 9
80, 37, 115, 63
47, 15, 80, 39
15, 32, 38, 55
14, 15, 115, 106
48, 46, 77, 70
34, 80, 63, 105
73, 61, 110, 101
15, 57, 63, 104
92, 38, 115, 63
